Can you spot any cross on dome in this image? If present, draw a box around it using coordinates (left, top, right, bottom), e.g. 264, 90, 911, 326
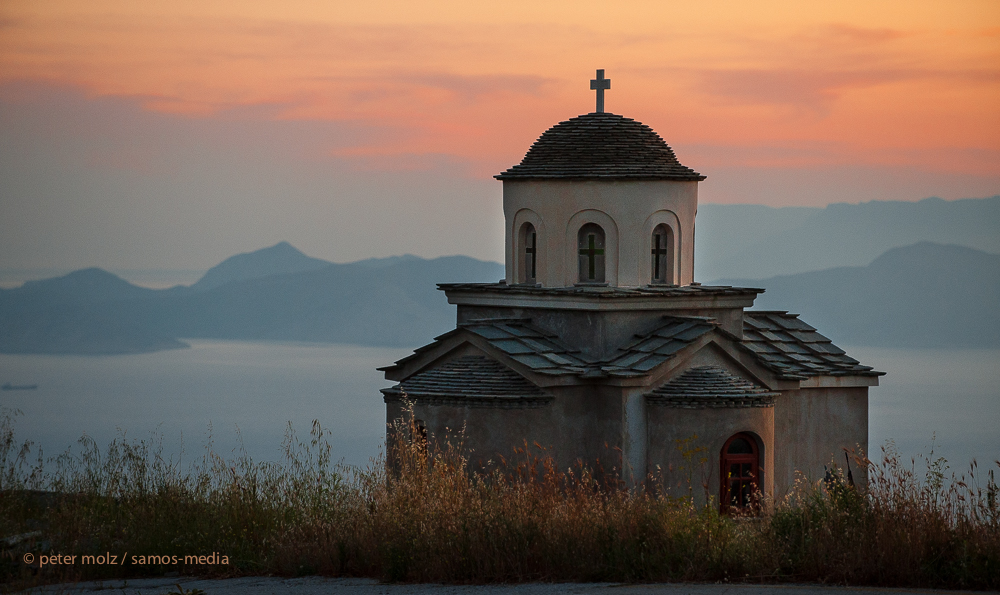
590, 69, 611, 113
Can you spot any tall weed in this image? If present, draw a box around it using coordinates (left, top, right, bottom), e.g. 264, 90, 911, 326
1, 406, 997, 589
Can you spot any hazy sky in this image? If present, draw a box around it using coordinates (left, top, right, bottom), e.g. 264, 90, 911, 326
1, 0, 998, 272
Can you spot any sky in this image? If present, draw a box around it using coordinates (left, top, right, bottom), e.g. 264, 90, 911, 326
1, 0, 998, 274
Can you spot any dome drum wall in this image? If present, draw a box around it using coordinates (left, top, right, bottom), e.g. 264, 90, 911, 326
503, 179, 698, 288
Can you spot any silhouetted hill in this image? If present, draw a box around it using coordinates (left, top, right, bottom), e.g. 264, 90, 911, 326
696, 195, 1000, 281
4, 237, 996, 354
714, 242, 1000, 348
0, 247, 503, 354
190, 241, 332, 291
0, 269, 184, 354
141, 255, 504, 346
9, 268, 155, 305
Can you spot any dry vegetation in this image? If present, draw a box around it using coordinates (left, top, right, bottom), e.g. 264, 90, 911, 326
1, 406, 998, 591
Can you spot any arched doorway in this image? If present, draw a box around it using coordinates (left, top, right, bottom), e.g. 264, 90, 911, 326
720, 433, 759, 513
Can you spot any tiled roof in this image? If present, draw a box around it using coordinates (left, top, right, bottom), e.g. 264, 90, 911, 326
382, 355, 552, 408
381, 312, 882, 390
646, 366, 777, 409
601, 316, 716, 377
741, 312, 884, 380
460, 319, 589, 376
495, 113, 705, 181
440, 283, 762, 299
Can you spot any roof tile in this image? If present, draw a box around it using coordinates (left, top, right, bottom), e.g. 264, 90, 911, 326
495, 112, 705, 181
646, 366, 777, 409
741, 311, 883, 379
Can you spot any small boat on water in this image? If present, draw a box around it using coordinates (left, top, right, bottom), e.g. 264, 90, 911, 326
1, 383, 38, 391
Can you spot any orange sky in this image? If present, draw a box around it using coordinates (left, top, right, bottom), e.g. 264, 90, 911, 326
3, 0, 998, 179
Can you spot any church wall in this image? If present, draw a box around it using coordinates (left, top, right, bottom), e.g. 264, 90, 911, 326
386, 384, 626, 479
502, 180, 698, 288
772, 387, 869, 498
646, 405, 775, 509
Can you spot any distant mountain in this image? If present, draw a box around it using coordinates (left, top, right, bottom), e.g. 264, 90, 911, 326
190, 241, 332, 291
0, 245, 504, 354
714, 242, 1000, 348
349, 254, 423, 269
0, 268, 184, 354
9, 268, 155, 305
3, 236, 997, 354
140, 254, 504, 346
695, 195, 1000, 281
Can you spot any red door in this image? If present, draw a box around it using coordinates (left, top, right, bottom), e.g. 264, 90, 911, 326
721, 433, 759, 513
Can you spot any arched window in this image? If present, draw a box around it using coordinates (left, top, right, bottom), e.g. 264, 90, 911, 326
518, 222, 537, 284
721, 433, 759, 513
577, 223, 606, 283
650, 224, 674, 284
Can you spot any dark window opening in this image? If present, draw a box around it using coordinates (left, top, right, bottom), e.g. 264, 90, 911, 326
522, 223, 537, 284
577, 223, 606, 283
651, 224, 673, 284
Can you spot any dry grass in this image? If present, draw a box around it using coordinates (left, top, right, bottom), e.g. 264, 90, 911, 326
1, 406, 998, 590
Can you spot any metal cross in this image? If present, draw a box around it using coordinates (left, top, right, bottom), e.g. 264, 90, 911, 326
579, 234, 605, 280
590, 69, 611, 113
525, 232, 537, 279
652, 234, 667, 280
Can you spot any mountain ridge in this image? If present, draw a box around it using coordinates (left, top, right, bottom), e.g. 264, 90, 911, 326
713, 242, 1000, 348
0, 246, 505, 354
695, 195, 1000, 281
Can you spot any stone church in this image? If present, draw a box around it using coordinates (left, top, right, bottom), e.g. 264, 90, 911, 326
380, 71, 882, 510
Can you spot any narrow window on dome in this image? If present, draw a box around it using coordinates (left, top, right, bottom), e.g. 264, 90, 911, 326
577, 223, 606, 283
519, 222, 537, 284
651, 224, 674, 284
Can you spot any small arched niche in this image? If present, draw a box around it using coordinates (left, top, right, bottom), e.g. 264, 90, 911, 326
517, 222, 538, 284
577, 223, 606, 284
650, 224, 674, 285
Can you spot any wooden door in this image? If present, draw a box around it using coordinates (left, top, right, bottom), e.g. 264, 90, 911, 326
721, 433, 759, 513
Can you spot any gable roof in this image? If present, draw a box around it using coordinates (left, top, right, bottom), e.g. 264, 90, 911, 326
741, 311, 884, 380
646, 365, 778, 409
460, 319, 589, 376
378, 318, 589, 378
382, 355, 551, 408
381, 312, 881, 389
601, 316, 716, 377
495, 113, 705, 181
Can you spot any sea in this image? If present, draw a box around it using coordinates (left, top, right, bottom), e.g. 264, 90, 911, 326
1, 341, 998, 474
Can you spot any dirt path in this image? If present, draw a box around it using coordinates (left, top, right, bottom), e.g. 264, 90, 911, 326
13, 577, 988, 595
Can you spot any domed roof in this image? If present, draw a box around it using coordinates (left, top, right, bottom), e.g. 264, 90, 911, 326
495, 112, 705, 181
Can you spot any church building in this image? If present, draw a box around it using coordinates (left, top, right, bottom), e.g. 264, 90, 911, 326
380, 70, 883, 510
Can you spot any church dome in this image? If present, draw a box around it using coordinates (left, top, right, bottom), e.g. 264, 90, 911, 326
495, 112, 705, 181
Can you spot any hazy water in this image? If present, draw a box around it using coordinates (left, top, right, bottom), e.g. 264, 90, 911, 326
1, 341, 997, 471
0, 340, 412, 468
851, 345, 1000, 470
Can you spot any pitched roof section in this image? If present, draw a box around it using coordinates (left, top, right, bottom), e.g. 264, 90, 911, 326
495, 113, 705, 181
382, 355, 551, 408
460, 319, 589, 376
381, 313, 882, 387
602, 316, 716, 377
741, 311, 884, 380
646, 366, 777, 409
